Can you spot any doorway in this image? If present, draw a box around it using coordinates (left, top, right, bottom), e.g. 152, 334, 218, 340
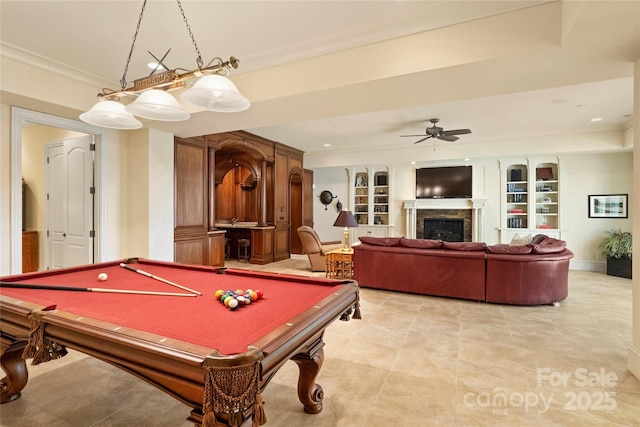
45, 136, 95, 269
9, 107, 108, 274
289, 172, 303, 254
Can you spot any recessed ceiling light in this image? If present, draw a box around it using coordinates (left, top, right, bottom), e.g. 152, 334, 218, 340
590, 117, 603, 122
323, 143, 331, 147
411, 161, 416, 165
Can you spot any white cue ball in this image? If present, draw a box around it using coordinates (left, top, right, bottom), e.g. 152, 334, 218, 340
98, 272, 108, 281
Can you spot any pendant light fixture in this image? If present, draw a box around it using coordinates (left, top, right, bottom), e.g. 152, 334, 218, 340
80, 0, 249, 130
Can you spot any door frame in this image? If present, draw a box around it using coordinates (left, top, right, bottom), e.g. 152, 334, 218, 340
10, 107, 109, 273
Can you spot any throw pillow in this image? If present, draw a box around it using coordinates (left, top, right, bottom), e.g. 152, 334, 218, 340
530, 237, 566, 254
510, 233, 533, 246
531, 234, 547, 244
358, 236, 402, 247
399, 238, 442, 249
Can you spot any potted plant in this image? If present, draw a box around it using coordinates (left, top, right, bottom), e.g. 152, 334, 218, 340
599, 229, 632, 279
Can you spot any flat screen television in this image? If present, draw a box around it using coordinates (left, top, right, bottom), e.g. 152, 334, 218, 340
416, 166, 472, 199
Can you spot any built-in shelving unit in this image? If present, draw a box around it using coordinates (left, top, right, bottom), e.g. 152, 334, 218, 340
372, 171, 389, 226
534, 162, 559, 230
499, 158, 561, 243
348, 166, 393, 242
354, 171, 369, 225
506, 164, 528, 229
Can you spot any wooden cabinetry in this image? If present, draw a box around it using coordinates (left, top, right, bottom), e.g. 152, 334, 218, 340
174, 137, 209, 266
176, 131, 311, 266
22, 230, 38, 273
499, 158, 561, 243
208, 231, 226, 267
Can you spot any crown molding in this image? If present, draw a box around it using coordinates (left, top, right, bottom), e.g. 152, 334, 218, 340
1, 42, 114, 90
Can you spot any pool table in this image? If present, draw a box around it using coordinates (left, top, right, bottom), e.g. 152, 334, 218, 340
0, 258, 360, 426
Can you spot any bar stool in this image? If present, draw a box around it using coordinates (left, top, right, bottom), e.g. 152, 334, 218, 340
224, 238, 232, 260
237, 238, 250, 263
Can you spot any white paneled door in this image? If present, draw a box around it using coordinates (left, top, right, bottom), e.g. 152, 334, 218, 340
45, 136, 94, 269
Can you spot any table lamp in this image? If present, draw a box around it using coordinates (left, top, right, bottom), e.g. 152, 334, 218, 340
333, 210, 359, 252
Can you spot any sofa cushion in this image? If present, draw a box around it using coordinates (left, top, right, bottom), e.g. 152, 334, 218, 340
486, 244, 532, 255
530, 237, 567, 254
510, 233, 533, 246
399, 238, 442, 249
442, 241, 487, 251
359, 236, 402, 247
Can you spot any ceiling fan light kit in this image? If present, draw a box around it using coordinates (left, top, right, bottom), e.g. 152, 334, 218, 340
401, 118, 471, 145
79, 0, 250, 130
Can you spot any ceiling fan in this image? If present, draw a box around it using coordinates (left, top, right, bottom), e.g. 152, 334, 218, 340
401, 118, 471, 144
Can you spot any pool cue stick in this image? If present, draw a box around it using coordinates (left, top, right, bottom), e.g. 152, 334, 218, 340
119, 263, 202, 295
0, 282, 197, 297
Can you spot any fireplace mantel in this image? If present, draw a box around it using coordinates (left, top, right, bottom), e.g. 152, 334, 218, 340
403, 198, 487, 241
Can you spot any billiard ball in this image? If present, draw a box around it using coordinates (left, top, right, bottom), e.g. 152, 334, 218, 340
228, 298, 239, 310
98, 272, 108, 281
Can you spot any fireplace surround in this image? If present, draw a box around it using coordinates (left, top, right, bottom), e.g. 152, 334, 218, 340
403, 199, 487, 241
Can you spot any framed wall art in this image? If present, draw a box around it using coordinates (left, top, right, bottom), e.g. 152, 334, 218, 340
588, 194, 628, 218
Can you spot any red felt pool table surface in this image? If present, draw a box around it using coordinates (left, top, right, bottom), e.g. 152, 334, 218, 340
1, 259, 360, 424
0, 259, 344, 355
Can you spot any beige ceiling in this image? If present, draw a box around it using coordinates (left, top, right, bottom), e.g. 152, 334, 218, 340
1, 1, 638, 167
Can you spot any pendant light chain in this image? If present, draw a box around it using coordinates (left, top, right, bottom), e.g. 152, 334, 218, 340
82, 0, 249, 129
119, 0, 205, 91
120, 0, 148, 90
176, 0, 204, 70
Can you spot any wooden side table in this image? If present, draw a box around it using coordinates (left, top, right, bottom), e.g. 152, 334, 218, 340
325, 249, 354, 279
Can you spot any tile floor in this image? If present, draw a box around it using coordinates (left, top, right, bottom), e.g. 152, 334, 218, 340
1, 255, 638, 426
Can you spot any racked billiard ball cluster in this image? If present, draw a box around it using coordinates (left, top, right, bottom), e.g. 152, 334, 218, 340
214, 289, 263, 310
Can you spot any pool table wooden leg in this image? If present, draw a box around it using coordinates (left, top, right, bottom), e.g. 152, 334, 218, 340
292, 336, 325, 414
0, 340, 29, 404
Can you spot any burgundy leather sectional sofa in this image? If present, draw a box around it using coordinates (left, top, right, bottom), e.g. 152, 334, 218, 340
352, 235, 573, 305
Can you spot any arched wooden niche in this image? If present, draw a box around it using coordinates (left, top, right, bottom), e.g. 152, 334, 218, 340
211, 136, 271, 225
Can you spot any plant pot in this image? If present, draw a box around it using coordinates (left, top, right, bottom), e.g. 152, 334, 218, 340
606, 256, 632, 279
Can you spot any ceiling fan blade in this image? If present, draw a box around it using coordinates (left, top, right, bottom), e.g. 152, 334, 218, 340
438, 135, 459, 142
442, 129, 471, 136
400, 134, 428, 137
414, 136, 432, 144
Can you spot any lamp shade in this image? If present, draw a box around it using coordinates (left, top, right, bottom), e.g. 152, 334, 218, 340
180, 75, 250, 112
333, 210, 359, 228
79, 100, 143, 129
125, 89, 190, 121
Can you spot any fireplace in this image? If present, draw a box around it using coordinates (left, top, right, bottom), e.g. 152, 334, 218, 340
424, 218, 464, 242
403, 199, 487, 242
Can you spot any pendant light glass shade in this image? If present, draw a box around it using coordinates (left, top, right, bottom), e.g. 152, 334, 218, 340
181, 75, 250, 112
125, 89, 190, 121
79, 100, 143, 129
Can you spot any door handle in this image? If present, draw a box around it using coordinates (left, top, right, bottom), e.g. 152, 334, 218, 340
63, 233, 66, 237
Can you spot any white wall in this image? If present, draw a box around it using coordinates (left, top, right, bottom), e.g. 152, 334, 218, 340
124, 128, 174, 262
311, 150, 633, 270
310, 168, 350, 242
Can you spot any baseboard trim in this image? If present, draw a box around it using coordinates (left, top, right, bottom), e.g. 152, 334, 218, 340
569, 260, 606, 272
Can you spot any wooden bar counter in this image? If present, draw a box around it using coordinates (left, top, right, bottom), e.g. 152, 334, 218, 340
215, 222, 275, 265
